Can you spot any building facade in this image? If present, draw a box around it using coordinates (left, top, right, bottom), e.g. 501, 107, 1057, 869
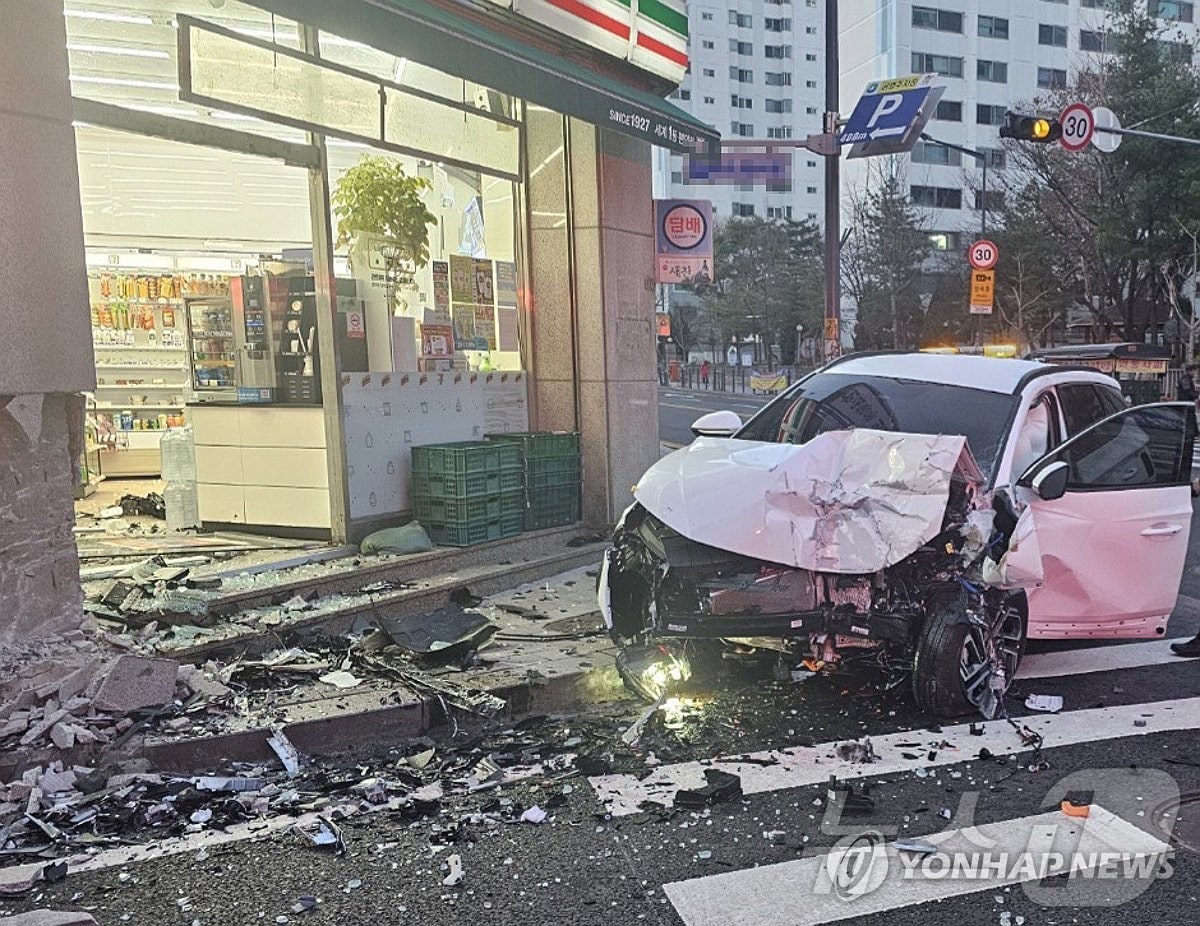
662, 0, 828, 223
839, 0, 1200, 254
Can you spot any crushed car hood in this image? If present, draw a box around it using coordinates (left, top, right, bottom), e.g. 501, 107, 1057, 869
634, 431, 982, 574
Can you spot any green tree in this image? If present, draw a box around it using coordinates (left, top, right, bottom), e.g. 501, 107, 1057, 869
696, 216, 823, 365
847, 163, 932, 349
1003, 2, 1200, 342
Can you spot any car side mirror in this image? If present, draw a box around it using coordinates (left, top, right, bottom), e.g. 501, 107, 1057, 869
1029, 460, 1069, 502
690, 410, 742, 438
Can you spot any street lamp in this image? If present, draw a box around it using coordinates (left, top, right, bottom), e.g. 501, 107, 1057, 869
919, 133, 990, 237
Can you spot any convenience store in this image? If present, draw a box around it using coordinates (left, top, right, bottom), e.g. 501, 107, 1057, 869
66, 0, 715, 542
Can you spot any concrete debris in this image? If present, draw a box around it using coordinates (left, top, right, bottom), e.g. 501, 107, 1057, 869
834, 739, 878, 763
0, 912, 98, 925
91, 655, 179, 713
519, 805, 548, 824
317, 670, 363, 690
442, 853, 464, 886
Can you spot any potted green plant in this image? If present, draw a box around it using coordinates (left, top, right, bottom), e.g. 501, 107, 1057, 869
331, 155, 436, 302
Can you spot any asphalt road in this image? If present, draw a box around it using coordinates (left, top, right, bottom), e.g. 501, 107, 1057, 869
10, 407, 1200, 926
11, 507, 1200, 926
658, 386, 773, 446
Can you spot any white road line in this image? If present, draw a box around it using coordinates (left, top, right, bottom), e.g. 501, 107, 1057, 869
1018, 638, 1188, 679
588, 696, 1200, 816
663, 805, 1170, 926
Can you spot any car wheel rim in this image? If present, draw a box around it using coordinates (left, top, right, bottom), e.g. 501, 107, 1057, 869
959, 603, 1024, 717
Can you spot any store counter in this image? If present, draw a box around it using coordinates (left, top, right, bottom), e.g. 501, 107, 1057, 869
189, 403, 331, 536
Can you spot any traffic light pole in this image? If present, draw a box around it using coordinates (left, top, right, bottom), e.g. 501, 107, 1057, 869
823, 0, 841, 360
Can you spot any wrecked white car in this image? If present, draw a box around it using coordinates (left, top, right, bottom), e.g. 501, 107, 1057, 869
600, 353, 1196, 718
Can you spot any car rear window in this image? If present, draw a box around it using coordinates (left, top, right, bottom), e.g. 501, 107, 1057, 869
738, 373, 1017, 479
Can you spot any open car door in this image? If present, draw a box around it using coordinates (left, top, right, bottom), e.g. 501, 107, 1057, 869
1015, 402, 1195, 639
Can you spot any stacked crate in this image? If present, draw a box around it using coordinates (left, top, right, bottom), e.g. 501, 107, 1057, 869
410, 441, 524, 546
487, 432, 581, 530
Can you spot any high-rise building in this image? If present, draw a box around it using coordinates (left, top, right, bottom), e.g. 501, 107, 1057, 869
839, 0, 1200, 254
660, 0, 829, 224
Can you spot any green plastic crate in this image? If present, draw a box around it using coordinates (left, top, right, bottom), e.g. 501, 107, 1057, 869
525, 485, 582, 531
412, 441, 521, 476
426, 512, 524, 547
524, 469, 580, 490
411, 467, 523, 498
413, 491, 523, 525
487, 432, 580, 459
525, 454, 581, 483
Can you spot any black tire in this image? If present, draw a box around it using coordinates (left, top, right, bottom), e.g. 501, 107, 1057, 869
912, 594, 1026, 718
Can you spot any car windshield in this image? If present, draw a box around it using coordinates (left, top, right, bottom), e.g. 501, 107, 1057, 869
737, 372, 1017, 479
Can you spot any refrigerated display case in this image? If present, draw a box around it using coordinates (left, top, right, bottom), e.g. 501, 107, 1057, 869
231, 275, 278, 402
187, 296, 237, 402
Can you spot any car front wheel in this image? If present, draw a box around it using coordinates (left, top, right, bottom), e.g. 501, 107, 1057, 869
912, 593, 1026, 719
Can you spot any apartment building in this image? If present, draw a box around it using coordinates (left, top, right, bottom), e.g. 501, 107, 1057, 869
661, 0, 829, 223
838, 0, 1199, 253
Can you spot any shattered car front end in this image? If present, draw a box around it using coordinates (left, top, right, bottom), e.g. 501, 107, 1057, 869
600, 431, 1032, 718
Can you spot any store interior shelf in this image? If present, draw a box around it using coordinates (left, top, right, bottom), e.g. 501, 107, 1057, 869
95, 363, 188, 370
93, 345, 187, 352
93, 298, 185, 305
95, 383, 189, 389
94, 402, 185, 411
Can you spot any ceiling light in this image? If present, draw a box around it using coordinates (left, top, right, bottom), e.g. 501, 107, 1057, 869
67, 43, 170, 59
71, 75, 179, 91
63, 9, 153, 25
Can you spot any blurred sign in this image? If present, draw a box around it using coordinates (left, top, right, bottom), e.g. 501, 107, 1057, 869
656, 312, 672, 337
1116, 358, 1169, 374
750, 371, 789, 393
969, 270, 995, 315
685, 150, 791, 184
655, 199, 713, 284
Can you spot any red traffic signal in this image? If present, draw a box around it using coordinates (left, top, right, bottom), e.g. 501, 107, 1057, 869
999, 112, 1062, 143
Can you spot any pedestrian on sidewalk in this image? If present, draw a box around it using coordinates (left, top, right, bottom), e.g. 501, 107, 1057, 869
1178, 365, 1198, 403
700, 359, 710, 390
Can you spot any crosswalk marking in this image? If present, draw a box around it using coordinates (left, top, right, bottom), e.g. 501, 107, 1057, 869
588, 696, 1200, 816
1017, 638, 1188, 679
663, 805, 1170, 926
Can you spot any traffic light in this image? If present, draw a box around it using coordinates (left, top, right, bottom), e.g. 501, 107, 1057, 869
998, 111, 1062, 143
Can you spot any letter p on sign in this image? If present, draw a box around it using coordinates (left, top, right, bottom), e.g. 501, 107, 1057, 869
867, 94, 903, 128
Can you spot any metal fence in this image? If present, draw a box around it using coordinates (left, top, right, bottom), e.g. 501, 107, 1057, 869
664, 364, 816, 394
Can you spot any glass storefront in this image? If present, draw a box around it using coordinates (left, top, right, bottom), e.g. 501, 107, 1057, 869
69, 0, 529, 498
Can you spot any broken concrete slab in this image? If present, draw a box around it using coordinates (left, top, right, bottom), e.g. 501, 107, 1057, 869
49, 723, 75, 750
0, 910, 97, 925
19, 708, 68, 746
92, 655, 179, 713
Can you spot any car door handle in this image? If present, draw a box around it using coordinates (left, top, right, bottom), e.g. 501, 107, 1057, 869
1141, 524, 1184, 537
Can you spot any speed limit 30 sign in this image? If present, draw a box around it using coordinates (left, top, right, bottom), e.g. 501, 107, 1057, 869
968, 239, 999, 271
1059, 102, 1095, 152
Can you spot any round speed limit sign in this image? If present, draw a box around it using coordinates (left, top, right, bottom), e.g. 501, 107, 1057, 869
1059, 102, 1095, 152
968, 239, 999, 271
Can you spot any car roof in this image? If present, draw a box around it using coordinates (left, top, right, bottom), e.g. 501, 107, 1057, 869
824, 353, 1053, 395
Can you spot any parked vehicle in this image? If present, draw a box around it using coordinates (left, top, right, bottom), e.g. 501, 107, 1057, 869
600, 353, 1196, 718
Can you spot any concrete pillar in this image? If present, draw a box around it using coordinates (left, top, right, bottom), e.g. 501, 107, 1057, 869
0, 2, 94, 643
526, 114, 660, 527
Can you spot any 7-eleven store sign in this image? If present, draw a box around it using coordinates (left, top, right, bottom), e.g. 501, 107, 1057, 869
487, 0, 689, 83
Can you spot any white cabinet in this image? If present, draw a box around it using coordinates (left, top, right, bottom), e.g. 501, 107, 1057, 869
191, 405, 331, 533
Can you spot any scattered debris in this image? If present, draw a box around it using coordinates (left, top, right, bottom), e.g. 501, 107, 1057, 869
520, 805, 548, 824
894, 838, 937, 854
442, 853, 464, 886
317, 670, 363, 690
834, 739, 877, 763
92, 655, 179, 712
1025, 694, 1063, 713
267, 727, 303, 777
674, 770, 743, 809
620, 694, 665, 746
